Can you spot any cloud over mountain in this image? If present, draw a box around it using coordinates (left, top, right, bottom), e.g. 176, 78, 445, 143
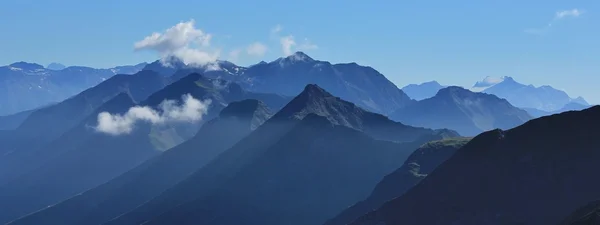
95, 94, 211, 135
134, 19, 219, 66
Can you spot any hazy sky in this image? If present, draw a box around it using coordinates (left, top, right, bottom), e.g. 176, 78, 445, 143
1, 0, 598, 103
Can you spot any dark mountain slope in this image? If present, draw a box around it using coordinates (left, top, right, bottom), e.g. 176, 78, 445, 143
325, 137, 471, 225
0, 109, 36, 130
142, 113, 440, 225
350, 106, 600, 225
391, 86, 532, 136
9, 99, 272, 225
0, 93, 157, 224
105, 84, 457, 225
559, 201, 600, 225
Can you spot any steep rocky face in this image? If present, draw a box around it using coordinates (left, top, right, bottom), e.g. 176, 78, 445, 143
8, 100, 272, 225
391, 86, 531, 136
350, 106, 600, 225
325, 138, 471, 225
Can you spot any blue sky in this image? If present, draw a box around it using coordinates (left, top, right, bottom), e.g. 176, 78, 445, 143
1, 0, 598, 103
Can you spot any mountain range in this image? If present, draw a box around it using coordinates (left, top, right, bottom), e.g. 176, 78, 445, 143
0, 62, 148, 116
143, 52, 414, 115
0, 71, 290, 224
0, 52, 596, 225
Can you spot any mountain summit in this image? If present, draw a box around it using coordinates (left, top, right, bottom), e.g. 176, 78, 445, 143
391, 86, 531, 136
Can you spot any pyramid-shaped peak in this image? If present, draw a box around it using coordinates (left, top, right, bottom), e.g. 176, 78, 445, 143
301, 84, 333, 98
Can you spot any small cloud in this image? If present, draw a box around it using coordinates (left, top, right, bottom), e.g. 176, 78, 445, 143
556, 9, 583, 19
134, 19, 219, 66
525, 8, 585, 35
95, 94, 211, 135
246, 42, 268, 57
280, 35, 296, 56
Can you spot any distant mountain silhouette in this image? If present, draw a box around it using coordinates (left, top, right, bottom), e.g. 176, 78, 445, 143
103, 84, 457, 225
480, 76, 584, 112
324, 137, 471, 225
350, 105, 600, 225
401, 81, 446, 101
46, 63, 66, 70
390, 86, 532, 136
8, 99, 273, 225
0, 61, 147, 116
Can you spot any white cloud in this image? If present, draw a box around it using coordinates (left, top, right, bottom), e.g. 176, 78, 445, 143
134, 19, 219, 66
280, 35, 296, 56
246, 42, 268, 56
279, 36, 318, 56
95, 94, 211, 135
556, 9, 583, 19
525, 8, 584, 35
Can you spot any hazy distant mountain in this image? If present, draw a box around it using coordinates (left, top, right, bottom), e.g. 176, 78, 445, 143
471, 76, 588, 112
350, 106, 600, 225
571, 96, 590, 106
0, 61, 147, 116
9, 99, 273, 225
470, 76, 505, 92
325, 138, 471, 225
143, 52, 414, 114
524, 102, 592, 118
104, 84, 457, 225
46, 63, 66, 70
401, 81, 446, 100
390, 86, 532, 136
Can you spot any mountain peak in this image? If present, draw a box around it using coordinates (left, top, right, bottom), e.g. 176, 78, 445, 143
435, 86, 473, 96
288, 51, 313, 61
9, 62, 45, 71
46, 63, 66, 70
273, 51, 315, 66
